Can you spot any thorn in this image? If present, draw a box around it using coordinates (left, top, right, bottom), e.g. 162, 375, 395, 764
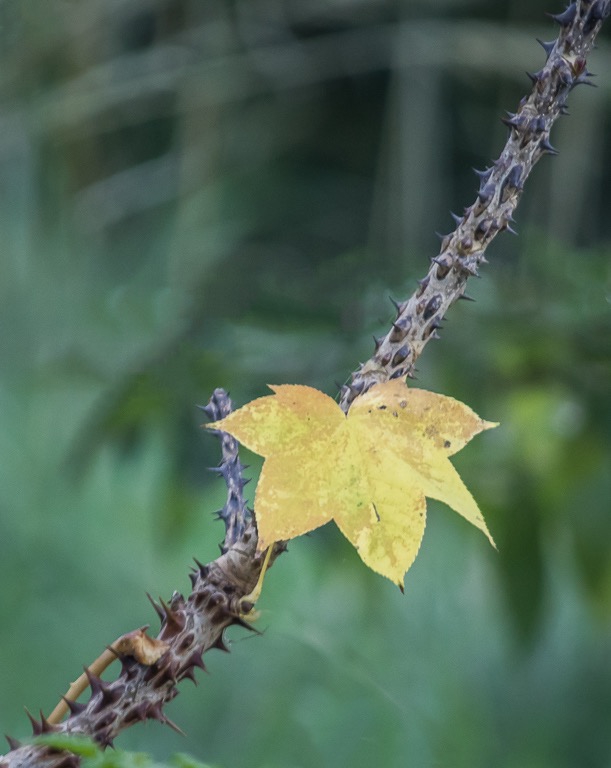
158, 598, 186, 639
477, 182, 495, 206
532, 116, 547, 134
423, 295, 442, 321
435, 232, 452, 251
154, 653, 179, 684
458, 293, 476, 302
501, 112, 520, 130
347, 378, 366, 398
431, 256, 448, 267
373, 335, 384, 351
500, 164, 523, 202
431, 257, 451, 280
24, 708, 42, 736
389, 322, 407, 343
231, 615, 262, 634
146, 702, 186, 736
475, 218, 494, 240
146, 702, 165, 722
84, 668, 121, 710
125, 703, 149, 725
5, 735, 21, 751
573, 71, 597, 87
458, 235, 473, 253
193, 558, 209, 578
164, 716, 187, 737
83, 667, 102, 697
179, 668, 198, 685
548, 3, 577, 26
389, 296, 403, 315
61, 696, 86, 716
177, 650, 207, 681
506, 163, 522, 188
460, 261, 480, 278
391, 345, 411, 367
525, 70, 542, 84
450, 211, 462, 225
96, 728, 114, 749
536, 38, 556, 58
212, 633, 230, 653
39, 711, 57, 734
540, 136, 559, 155
146, 593, 165, 624
119, 654, 140, 681
472, 167, 492, 181
188, 651, 207, 672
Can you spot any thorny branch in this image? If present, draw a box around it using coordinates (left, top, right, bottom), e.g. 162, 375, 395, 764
1, 391, 280, 768
1, 2, 609, 767
339, 0, 610, 412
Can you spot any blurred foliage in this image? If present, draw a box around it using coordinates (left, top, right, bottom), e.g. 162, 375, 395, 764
35, 735, 213, 768
1, 0, 610, 767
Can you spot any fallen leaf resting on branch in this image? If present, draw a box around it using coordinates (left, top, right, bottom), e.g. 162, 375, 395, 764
208, 380, 497, 587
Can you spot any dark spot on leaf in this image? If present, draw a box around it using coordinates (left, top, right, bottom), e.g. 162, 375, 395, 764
378, 405, 387, 410
444, 440, 451, 448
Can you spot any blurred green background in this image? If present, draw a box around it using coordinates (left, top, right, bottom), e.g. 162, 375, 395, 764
1, 1, 610, 766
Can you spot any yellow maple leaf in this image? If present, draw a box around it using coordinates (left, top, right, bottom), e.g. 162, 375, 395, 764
207, 380, 497, 587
